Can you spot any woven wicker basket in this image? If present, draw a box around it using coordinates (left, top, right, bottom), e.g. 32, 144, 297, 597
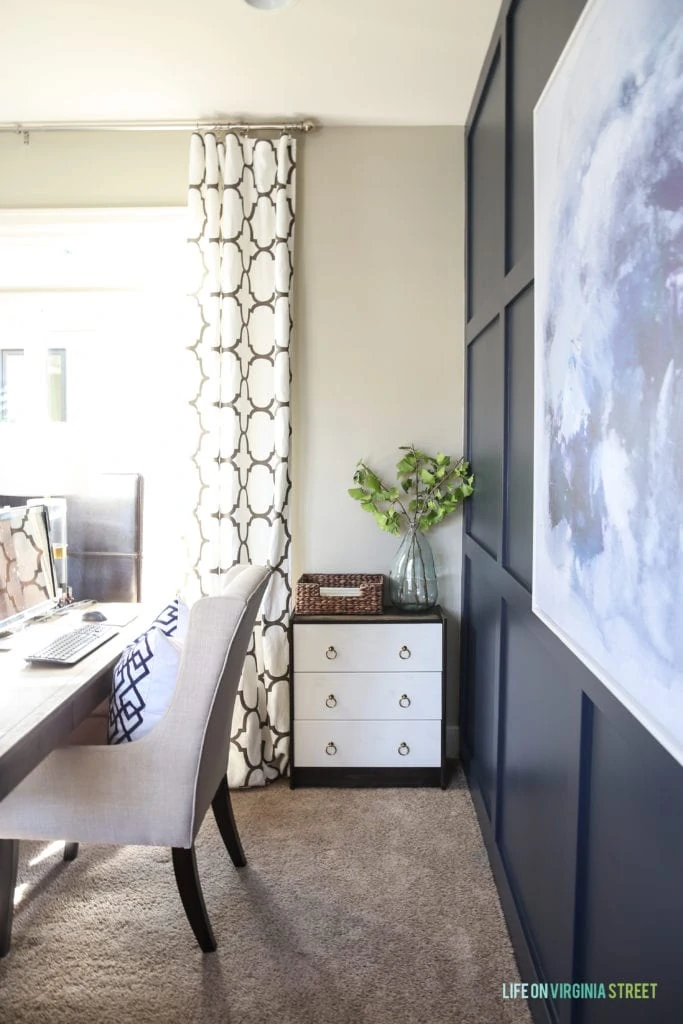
295, 573, 384, 616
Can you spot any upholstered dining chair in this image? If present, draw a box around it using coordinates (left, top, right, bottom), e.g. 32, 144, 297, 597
0, 564, 271, 957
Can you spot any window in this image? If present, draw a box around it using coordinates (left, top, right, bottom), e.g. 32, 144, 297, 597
0, 349, 25, 423
47, 349, 67, 422
0, 208, 189, 602
0, 347, 66, 423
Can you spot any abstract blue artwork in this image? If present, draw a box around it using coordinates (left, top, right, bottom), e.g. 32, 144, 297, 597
533, 0, 683, 762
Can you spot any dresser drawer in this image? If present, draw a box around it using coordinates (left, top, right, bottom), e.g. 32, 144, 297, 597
293, 622, 442, 673
294, 671, 441, 720
294, 719, 441, 767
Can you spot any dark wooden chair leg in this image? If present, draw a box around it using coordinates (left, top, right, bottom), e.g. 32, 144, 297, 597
211, 774, 246, 868
0, 839, 19, 958
63, 842, 79, 862
172, 846, 217, 953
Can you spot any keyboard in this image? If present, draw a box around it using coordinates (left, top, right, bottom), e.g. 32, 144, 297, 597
25, 623, 120, 667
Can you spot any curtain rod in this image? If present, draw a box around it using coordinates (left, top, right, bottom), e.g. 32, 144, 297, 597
0, 118, 317, 139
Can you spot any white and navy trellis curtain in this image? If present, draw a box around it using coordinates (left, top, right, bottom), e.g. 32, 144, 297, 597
184, 131, 295, 787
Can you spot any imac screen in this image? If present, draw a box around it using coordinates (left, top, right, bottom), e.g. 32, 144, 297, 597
0, 504, 58, 631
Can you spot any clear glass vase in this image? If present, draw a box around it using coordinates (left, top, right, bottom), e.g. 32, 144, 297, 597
389, 524, 438, 611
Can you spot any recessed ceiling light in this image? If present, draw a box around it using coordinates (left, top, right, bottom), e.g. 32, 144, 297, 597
244, 0, 297, 9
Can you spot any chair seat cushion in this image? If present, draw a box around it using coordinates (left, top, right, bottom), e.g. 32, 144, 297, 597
108, 597, 188, 744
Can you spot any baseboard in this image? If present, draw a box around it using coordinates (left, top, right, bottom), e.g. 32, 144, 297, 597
446, 724, 460, 759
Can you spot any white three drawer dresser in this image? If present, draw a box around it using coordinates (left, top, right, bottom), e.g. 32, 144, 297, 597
290, 608, 447, 788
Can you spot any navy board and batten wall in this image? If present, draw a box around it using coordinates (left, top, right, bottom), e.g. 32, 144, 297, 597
461, 2, 683, 1023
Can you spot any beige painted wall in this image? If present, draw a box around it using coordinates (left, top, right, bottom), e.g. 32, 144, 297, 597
0, 125, 466, 745
0, 131, 189, 207
292, 127, 465, 746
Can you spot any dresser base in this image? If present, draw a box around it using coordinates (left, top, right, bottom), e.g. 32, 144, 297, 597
290, 766, 445, 789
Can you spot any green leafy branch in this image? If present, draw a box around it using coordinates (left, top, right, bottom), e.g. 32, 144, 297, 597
348, 444, 474, 536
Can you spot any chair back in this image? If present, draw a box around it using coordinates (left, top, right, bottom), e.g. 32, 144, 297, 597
151, 565, 271, 841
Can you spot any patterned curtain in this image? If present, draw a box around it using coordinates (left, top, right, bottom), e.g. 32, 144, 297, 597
184, 131, 295, 787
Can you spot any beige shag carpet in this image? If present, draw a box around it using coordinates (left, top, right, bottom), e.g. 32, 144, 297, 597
0, 772, 531, 1024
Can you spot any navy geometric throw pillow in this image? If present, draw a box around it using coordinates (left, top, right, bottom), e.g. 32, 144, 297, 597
107, 597, 189, 744
132, 596, 187, 643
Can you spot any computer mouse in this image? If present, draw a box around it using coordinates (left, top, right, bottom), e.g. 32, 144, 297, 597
82, 610, 107, 622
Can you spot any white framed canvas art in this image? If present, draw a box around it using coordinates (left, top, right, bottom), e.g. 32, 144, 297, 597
533, 0, 683, 762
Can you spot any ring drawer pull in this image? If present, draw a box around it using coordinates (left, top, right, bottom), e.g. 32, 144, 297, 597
399, 645, 411, 660
325, 694, 337, 708
325, 741, 337, 756
399, 694, 411, 708
325, 646, 338, 660
398, 742, 410, 756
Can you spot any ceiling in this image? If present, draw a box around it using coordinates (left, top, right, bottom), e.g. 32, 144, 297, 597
0, 0, 501, 127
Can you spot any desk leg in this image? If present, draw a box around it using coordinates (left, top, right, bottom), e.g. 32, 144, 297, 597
0, 838, 18, 958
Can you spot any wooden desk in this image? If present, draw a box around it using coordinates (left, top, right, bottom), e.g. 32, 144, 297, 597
0, 604, 147, 802
0, 603, 149, 957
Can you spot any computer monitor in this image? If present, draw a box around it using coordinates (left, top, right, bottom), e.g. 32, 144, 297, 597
0, 504, 59, 633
